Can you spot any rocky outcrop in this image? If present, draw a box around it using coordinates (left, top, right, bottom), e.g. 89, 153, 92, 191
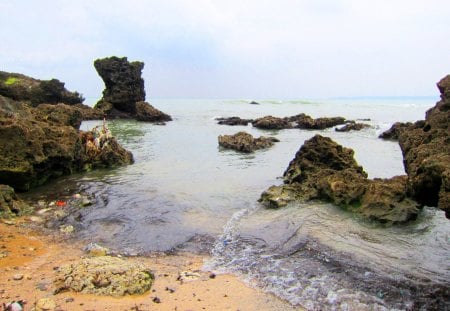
398, 75, 450, 218
0, 71, 84, 106
379, 121, 424, 140
0, 95, 133, 192
260, 135, 420, 223
252, 116, 292, 130
335, 122, 371, 132
216, 116, 253, 126
94, 56, 171, 122
218, 131, 279, 153
54, 256, 154, 296
0, 184, 32, 218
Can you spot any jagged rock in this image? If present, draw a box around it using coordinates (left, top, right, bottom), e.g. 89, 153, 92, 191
335, 122, 371, 132
379, 121, 424, 140
93, 56, 171, 122
0, 71, 84, 106
398, 75, 450, 218
0, 184, 32, 218
216, 116, 253, 126
0, 95, 133, 191
289, 113, 347, 130
54, 256, 154, 296
218, 131, 279, 153
252, 116, 292, 130
260, 135, 420, 223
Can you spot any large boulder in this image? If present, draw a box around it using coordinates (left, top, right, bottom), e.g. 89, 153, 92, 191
0, 71, 84, 106
260, 135, 420, 223
218, 131, 279, 153
54, 256, 154, 296
94, 56, 171, 122
398, 75, 450, 218
0, 95, 133, 191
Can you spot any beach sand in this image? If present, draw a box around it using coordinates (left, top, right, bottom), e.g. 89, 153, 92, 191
0, 220, 299, 311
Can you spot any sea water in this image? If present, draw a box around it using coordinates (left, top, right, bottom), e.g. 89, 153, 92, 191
24, 97, 450, 310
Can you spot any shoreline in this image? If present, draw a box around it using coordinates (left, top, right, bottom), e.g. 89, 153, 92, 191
0, 219, 299, 311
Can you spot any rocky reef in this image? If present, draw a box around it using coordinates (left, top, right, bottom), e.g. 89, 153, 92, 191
218, 131, 279, 153
0, 94, 133, 193
260, 135, 420, 223
54, 256, 154, 296
94, 56, 172, 123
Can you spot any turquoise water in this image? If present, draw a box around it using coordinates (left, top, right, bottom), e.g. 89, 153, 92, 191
26, 98, 449, 309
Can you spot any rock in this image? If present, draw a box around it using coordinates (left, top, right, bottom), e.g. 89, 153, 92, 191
249, 101, 260, 105
288, 113, 347, 130
0, 96, 133, 191
35, 298, 56, 311
260, 135, 421, 223
252, 116, 292, 130
54, 256, 154, 296
398, 75, 450, 218
59, 225, 74, 234
379, 121, 424, 140
93, 56, 171, 122
335, 122, 371, 132
177, 270, 201, 283
0, 71, 84, 106
0, 184, 32, 218
12, 274, 24, 281
84, 242, 109, 257
218, 131, 279, 153
216, 116, 253, 126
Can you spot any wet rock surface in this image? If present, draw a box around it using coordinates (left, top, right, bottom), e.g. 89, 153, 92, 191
218, 131, 279, 153
94, 56, 171, 122
53, 256, 154, 296
0, 95, 133, 192
260, 135, 420, 223
398, 75, 450, 218
335, 122, 371, 132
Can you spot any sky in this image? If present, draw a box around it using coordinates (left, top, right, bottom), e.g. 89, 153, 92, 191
1, 0, 449, 102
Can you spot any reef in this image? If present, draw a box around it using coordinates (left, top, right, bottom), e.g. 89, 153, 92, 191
218, 131, 279, 153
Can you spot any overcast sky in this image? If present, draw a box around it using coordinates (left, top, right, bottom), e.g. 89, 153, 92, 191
1, 0, 449, 102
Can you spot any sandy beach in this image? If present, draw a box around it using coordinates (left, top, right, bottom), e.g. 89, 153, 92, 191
0, 220, 299, 311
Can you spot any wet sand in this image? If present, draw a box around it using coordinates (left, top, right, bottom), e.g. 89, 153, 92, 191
0, 220, 299, 311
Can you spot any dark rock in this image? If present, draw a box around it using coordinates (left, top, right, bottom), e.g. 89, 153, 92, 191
218, 131, 279, 153
252, 116, 292, 130
249, 101, 260, 105
0, 95, 133, 191
260, 135, 420, 223
0, 71, 84, 106
398, 75, 450, 218
216, 116, 253, 126
93, 56, 171, 122
289, 113, 347, 130
335, 122, 371, 132
378, 121, 425, 140
0, 184, 32, 218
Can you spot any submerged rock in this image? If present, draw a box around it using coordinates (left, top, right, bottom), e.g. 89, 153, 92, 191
216, 116, 253, 126
335, 122, 371, 132
94, 56, 171, 122
54, 256, 154, 296
398, 75, 450, 218
218, 131, 279, 153
260, 135, 420, 223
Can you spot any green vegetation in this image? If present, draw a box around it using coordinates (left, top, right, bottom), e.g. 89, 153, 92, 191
4, 77, 18, 85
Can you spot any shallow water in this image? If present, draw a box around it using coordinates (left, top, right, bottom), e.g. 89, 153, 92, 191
23, 98, 449, 309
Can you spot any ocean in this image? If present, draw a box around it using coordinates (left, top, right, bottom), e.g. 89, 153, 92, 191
24, 97, 450, 310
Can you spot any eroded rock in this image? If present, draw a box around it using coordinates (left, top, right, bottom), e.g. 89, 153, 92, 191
54, 256, 154, 296
218, 131, 279, 153
0, 184, 32, 218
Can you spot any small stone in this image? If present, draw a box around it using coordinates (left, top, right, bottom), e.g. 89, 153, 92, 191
59, 225, 74, 234
37, 200, 47, 208
35, 298, 56, 310
81, 197, 92, 207
152, 297, 161, 303
65, 297, 74, 303
13, 274, 24, 281
29, 216, 43, 223
37, 208, 52, 215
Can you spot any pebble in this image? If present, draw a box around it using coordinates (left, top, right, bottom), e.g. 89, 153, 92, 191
12, 274, 24, 281
29, 216, 43, 223
59, 225, 74, 234
35, 298, 56, 311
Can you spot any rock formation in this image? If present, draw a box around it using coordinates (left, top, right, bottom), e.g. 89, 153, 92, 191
54, 256, 154, 296
260, 135, 420, 223
94, 56, 171, 122
216, 116, 253, 126
218, 131, 279, 153
0, 71, 84, 106
252, 116, 292, 130
397, 75, 450, 218
335, 122, 371, 132
0, 95, 133, 192
0, 184, 32, 218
